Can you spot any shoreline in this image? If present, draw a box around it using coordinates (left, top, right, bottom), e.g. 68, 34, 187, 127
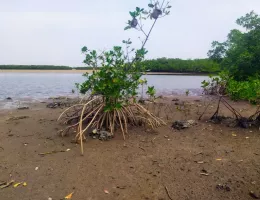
0, 95, 205, 111
0, 69, 212, 75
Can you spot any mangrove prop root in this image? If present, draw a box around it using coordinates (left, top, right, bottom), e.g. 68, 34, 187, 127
58, 97, 166, 154
208, 96, 260, 128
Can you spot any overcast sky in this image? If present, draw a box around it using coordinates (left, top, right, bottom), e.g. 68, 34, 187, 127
1, 0, 260, 66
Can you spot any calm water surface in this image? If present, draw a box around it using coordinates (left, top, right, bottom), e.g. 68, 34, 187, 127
0, 73, 208, 108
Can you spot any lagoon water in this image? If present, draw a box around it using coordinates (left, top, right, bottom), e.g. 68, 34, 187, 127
0, 72, 208, 107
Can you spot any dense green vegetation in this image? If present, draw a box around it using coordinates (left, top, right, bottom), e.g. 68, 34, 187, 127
208, 11, 260, 81
142, 58, 220, 73
0, 65, 94, 70
0, 59, 221, 73
226, 77, 260, 103
206, 11, 260, 103
0, 65, 72, 70
73, 67, 93, 70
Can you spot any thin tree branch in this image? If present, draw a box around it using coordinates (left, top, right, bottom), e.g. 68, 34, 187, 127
137, 24, 148, 37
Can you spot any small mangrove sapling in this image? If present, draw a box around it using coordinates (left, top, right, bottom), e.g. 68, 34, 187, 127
146, 86, 156, 101
58, 1, 171, 155
139, 78, 148, 101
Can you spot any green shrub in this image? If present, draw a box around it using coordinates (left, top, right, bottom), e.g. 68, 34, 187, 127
201, 72, 228, 95
227, 77, 260, 104
202, 72, 260, 104
59, 1, 170, 155
146, 86, 156, 101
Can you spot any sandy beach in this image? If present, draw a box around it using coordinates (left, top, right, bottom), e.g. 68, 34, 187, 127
0, 96, 259, 200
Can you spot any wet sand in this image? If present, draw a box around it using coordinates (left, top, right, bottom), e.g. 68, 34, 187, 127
0, 96, 259, 200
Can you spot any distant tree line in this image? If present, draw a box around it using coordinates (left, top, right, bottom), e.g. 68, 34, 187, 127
0, 65, 71, 70
73, 67, 94, 70
0, 59, 221, 74
142, 58, 221, 73
0, 65, 93, 70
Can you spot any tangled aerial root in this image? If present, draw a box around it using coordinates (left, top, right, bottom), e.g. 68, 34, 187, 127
58, 96, 166, 155
200, 96, 260, 129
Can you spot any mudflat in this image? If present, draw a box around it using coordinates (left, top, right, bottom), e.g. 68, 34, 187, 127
0, 96, 259, 200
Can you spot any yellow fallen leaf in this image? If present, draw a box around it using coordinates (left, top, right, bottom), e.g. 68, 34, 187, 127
13, 182, 22, 188
216, 158, 222, 161
232, 134, 237, 137
23, 182, 27, 186
65, 192, 74, 199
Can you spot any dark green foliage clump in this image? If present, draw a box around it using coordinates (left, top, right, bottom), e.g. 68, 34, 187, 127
208, 11, 260, 81
78, 45, 145, 112
142, 58, 221, 73
205, 11, 260, 103
0, 65, 72, 70
226, 77, 260, 104
202, 73, 260, 104
0, 65, 95, 70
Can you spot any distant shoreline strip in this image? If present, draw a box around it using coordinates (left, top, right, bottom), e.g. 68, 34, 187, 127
0, 70, 213, 75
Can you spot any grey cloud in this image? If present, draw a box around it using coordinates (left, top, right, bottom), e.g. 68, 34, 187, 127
0, 0, 260, 66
